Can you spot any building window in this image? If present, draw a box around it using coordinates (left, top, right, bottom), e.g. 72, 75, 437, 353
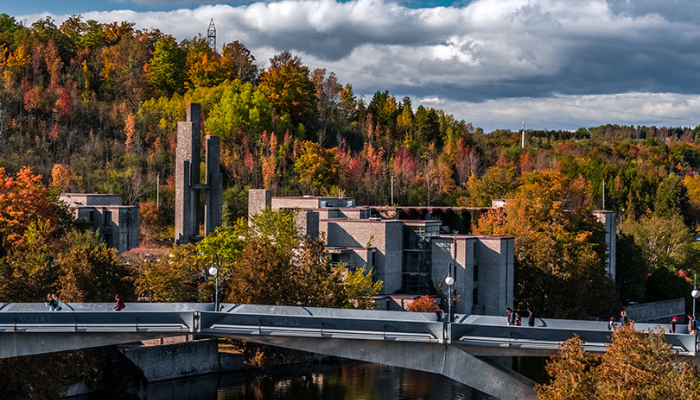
473, 265, 478, 282
402, 226, 436, 293
473, 288, 478, 305
103, 209, 111, 225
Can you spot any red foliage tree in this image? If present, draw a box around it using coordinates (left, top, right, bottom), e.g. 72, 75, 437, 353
407, 295, 440, 313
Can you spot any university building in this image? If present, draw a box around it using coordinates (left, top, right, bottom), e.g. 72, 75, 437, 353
59, 193, 140, 253
248, 190, 514, 316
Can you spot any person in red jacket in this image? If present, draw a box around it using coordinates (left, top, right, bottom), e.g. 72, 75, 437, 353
113, 294, 126, 311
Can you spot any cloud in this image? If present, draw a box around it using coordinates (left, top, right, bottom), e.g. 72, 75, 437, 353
425, 92, 700, 132
16, 0, 700, 130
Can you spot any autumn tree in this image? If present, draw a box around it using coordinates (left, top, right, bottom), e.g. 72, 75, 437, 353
620, 214, 695, 273
537, 324, 700, 399
127, 243, 204, 302
147, 36, 186, 96
291, 235, 345, 308
220, 40, 258, 83
227, 238, 292, 305
55, 229, 132, 302
0, 220, 56, 301
259, 51, 318, 129
474, 171, 614, 318
654, 173, 692, 227
0, 167, 62, 248
343, 267, 383, 309
295, 141, 341, 194
407, 296, 440, 313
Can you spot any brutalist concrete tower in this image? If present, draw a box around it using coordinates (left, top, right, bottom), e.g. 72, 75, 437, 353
175, 103, 222, 244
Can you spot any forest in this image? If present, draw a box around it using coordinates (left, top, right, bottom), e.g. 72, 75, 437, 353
2, 13, 700, 319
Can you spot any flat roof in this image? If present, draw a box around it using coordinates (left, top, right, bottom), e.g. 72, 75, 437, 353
69, 205, 137, 209
320, 218, 401, 223
60, 193, 121, 197
437, 233, 514, 240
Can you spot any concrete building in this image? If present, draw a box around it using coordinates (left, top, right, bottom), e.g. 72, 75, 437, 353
59, 193, 139, 253
175, 103, 223, 244
248, 189, 514, 316
593, 210, 617, 279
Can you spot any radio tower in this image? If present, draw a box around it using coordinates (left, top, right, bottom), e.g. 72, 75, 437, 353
207, 19, 216, 50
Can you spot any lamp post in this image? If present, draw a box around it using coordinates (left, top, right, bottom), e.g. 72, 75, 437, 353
692, 273, 700, 320
209, 253, 220, 312
445, 273, 454, 342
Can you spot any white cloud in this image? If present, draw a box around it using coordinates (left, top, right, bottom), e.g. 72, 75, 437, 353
17, 0, 700, 130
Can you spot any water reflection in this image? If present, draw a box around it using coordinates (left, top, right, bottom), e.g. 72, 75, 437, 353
88, 362, 497, 400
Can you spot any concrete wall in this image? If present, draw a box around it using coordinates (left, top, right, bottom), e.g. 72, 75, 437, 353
475, 236, 514, 316
322, 219, 403, 294
123, 339, 219, 382
297, 210, 319, 239
624, 298, 685, 322
431, 238, 473, 315
248, 189, 271, 220
67, 204, 139, 253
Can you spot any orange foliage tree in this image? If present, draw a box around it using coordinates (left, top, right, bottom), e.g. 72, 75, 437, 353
0, 167, 59, 247
474, 170, 614, 318
537, 324, 700, 399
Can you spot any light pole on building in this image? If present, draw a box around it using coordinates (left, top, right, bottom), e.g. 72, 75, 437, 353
209, 253, 220, 312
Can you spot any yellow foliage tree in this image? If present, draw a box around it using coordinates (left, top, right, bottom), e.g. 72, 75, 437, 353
537, 324, 700, 399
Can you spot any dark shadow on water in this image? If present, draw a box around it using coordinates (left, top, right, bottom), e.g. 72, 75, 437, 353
71, 361, 503, 400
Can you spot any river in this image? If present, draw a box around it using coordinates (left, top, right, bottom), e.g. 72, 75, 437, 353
77, 358, 547, 400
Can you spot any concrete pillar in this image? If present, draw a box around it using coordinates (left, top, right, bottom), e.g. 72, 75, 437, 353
175, 103, 202, 244
205, 135, 222, 235
248, 189, 271, 222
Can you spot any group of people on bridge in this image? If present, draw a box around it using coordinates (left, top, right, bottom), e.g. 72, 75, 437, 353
44, 293, 62, 311
669, 315, 700, 334
506, 308, 534, 327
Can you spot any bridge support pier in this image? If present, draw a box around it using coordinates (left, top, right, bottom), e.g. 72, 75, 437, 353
229, 335, 538, 400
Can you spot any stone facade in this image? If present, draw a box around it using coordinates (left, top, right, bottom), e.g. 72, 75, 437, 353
175, 103, 222, 244
59, 193, 139, 253
248, 189, 514, 317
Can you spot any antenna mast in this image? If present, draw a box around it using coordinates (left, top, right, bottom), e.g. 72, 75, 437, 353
207, 19, 216, 50
521, 120, 525, 149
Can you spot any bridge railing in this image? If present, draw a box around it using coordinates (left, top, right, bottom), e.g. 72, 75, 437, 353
200, 311, 444, 342
452, 316, 697, 354
0, 312, 195, 333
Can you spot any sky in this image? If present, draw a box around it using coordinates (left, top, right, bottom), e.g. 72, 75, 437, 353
7, 0, 700, 132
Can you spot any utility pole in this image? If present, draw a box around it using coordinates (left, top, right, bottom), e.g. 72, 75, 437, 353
391, 175, 394, 206
156, 175, 160, 209
602, 180, 605, 210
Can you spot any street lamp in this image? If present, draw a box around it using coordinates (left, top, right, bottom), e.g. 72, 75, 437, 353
692, 273, 700, 320
445, 275, 454, 325
209, 253, 220, 312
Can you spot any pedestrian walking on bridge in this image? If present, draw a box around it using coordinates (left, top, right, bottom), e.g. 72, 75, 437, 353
113, 294, 126, 311
44, 293, 57, 311
670, 316, 677, 333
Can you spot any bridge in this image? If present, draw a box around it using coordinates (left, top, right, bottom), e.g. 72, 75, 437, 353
0, 303, 694, 400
